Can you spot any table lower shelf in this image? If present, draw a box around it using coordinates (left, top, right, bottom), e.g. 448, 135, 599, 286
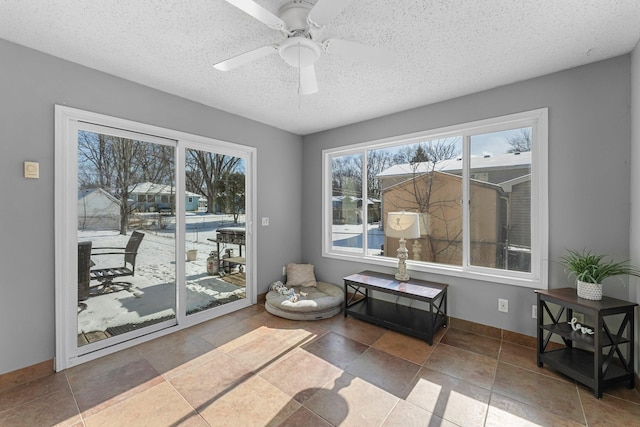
539, 348, 632, 391
345, 298, 445, 345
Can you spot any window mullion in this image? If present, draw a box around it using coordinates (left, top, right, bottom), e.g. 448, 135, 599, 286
462, 134, 471, 269
362, 148, 368, 256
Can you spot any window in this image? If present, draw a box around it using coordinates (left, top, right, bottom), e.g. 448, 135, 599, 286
323, 109, 548, 288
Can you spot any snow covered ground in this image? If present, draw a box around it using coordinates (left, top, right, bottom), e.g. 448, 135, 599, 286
77, 213, 246, 334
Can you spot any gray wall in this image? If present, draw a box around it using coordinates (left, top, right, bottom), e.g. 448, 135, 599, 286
630, 41, 640, 373
302, 55, 633, 337
0, 38, 302, 375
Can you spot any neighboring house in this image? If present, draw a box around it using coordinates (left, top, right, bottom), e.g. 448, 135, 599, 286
128, 182, 203, 212
77, 188, 121, 230
377, 152, 531, 270
332, 196, 381, 224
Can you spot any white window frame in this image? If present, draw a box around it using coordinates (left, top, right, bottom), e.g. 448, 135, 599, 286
322, 108, 548, 289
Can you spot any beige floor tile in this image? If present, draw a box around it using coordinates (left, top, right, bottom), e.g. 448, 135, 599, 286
0, 372, 71, 413
301, 331, 369, 369
184, 303, 265, 337
224, 332, 304, 372
425, 343, 498, 390
493, 361, 584, 424
66, 353, 164, 418
486, 392, 585, 426
579, 386, 640, 425
498, 341, 572, 382
200, 320, 266, 352
441, 327, 501, 358
329, 316, 387, 345
197, 374, 300, 427
303, 372, 399, 427
594, 381, 640, 404
14, 302, 633, 426
372, 330, 435, 364
83, 382, 206, 427
0, 386, 81, 427
382, 400, 457, 427
345, 347, 421, 398
0, 359, 53, 393
65, 347, 144, 381
405, 367, 491, 426
261, 321, 327, 349
278, 406, 333, 427
259, 349, 343, 403
168, 353, 252, 410
137, 333, 221, 378
448, 317, 501, 339
503, 329, 537, 348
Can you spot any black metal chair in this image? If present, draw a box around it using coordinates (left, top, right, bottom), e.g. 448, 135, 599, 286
90, 231, 144, 293
78, 241, 93, 309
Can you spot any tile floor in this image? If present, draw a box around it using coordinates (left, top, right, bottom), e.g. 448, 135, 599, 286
2, 304, 640, 426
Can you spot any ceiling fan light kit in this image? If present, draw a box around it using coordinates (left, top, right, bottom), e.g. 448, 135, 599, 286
279, 37, 320, 68
214, 0, 393, 95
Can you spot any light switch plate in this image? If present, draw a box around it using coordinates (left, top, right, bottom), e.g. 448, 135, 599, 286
24, 161, 39, 179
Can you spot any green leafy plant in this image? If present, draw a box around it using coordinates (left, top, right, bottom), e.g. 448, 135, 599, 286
560, 249, 640, 284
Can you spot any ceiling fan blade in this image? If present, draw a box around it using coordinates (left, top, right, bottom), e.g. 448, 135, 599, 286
308, 0, 354, 28
323, 38, 396, 67
213, 45, 278, 71
299, 65, 318, 95
223, 0, 286, 31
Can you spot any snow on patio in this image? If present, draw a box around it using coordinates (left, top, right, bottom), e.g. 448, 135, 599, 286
78, 216, 246, 334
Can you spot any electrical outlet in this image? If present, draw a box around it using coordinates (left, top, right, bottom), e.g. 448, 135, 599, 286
532, 305, 537, 319
498, 298, 508, 313
261, 217, 269, 226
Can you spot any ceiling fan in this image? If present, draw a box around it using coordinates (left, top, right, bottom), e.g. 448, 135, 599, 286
214, 0, 395, 95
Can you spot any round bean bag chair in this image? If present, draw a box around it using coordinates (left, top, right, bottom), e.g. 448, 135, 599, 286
265, 281, 344, 321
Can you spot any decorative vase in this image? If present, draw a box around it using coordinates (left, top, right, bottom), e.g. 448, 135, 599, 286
576, 280, 602, 300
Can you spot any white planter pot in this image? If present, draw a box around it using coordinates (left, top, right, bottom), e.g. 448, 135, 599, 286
577, 280, 602, 300
186, 249, 198, 262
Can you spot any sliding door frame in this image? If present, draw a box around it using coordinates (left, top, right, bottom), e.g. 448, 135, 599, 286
54, 105, 257, 370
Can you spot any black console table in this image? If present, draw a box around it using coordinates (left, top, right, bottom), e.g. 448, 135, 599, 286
344, 271, 447, 345
535, 288, 637, 398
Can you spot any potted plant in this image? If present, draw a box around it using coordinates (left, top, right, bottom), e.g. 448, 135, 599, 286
560, 249, 640, 300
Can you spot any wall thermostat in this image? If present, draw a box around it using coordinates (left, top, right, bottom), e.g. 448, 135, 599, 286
24, 161, 39, 179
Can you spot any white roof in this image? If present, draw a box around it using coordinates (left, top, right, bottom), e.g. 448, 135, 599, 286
128, 181, 203, 198
378, 152, 531, 177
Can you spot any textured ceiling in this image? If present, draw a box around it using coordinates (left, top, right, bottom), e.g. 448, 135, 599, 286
1, 0, 640, 135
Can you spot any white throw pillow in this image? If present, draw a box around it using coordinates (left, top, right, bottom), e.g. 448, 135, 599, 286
286, 263, 317, 287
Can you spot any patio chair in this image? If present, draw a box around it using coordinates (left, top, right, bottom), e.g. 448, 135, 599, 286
90, 231, 144, 293
78, 241, 92, 309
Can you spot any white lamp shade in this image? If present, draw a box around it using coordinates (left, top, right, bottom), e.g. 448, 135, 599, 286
386, 212, 421, 239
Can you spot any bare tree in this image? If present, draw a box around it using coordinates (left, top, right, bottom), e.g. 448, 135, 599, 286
507, 128, 532, 153
383, 138, 463, 264
77, 131, 176, 234
110, 137, 144, 234
366, 150, 394, 200
393, 138, 460, 164
226, 172, 246, 223
332, 155, 362, 198
186, 150, 242, 216
78, 132, 115, 190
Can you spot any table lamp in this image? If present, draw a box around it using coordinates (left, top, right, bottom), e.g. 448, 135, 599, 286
386, 211, 421, 281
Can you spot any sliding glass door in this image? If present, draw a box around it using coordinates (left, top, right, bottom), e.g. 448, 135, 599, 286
76, 124, 178, 351
55, 106, 256, 369
183, 146, 247, 317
